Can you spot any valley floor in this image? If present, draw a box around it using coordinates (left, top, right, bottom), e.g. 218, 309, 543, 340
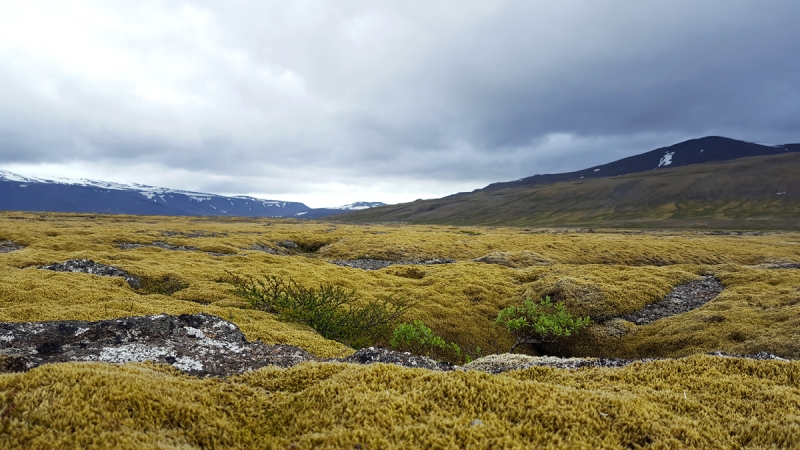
1, 212, 799, 448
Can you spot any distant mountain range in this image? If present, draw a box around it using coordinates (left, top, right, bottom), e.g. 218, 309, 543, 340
336, 136, 800, 229
0, 171, 385, 218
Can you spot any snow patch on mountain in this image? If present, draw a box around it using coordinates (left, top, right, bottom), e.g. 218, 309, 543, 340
658, 151, 675, 168
754, 143, 783, 147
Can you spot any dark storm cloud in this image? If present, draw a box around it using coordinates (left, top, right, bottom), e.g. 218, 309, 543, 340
0, 1, 798, 206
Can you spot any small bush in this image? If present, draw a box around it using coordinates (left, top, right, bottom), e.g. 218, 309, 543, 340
228, 274, 411, 348
390, 320, 468, 363
496, 296, 590, 353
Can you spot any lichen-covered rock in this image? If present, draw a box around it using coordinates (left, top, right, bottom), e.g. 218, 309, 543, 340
0, 315, 463, 376
343, 347, 456, 371
119, 241, 198, 251
39, 259, 142, 289
621, 276, 723, 325
0, 240, 24, 253
464, 353, 637, 373
0, 313, 317, 377
329, 258, 455, 270
249, 243, 282, 255
276, 240, 298, 249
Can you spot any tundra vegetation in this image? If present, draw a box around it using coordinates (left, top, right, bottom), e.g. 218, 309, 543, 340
1, 211, 800, 448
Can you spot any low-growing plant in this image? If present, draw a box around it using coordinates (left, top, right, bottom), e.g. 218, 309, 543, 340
228, 273, 411, 349
137, 274, 190, 296
390, 320, 467, 363
496, 296, 591, 353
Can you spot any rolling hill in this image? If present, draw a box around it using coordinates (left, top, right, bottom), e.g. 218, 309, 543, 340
480, 136, 800, 192
335, 138, 800, 229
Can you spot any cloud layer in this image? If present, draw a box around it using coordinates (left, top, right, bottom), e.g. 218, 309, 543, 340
1, 1, 799, 207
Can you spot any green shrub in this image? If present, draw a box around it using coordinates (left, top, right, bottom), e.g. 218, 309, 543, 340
390, 320, 468, 363
228, 273, 411, 349
496, 296, 590, 353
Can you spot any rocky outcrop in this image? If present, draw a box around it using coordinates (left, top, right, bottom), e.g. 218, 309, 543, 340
0, 240, 23, 253
621, 276, 724, 325
39, 259, 142, 289
0, 314, 317, 377
344, 347, 455, 371
1, 314, 790, 377
119, 241, 198, 251
464, 354, 641, 373
329, 258, 456, 270
0, 314, 456, 376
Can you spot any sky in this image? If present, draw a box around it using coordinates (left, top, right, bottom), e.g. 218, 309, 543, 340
1, 1, 799, 208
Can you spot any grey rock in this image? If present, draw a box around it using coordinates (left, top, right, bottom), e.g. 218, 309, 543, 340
0, 240, 23, 253
0, 314, 317, 377
39, 259, 141, 289
248, 244, 281, 255
276, 240, 298, 249
620, 276, 724, 325
343, 347, 455, 371
0, 315, 458, 377
119, 241, 198, 251
329, 258, 456, 270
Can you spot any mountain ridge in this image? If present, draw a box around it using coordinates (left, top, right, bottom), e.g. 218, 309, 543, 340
473, 136, 800, 193
0, 170, 384, 218
335, 136, 800, 229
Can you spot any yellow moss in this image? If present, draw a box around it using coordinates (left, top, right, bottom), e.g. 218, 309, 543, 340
1, 357, 798, 448
515, 264, 700, 319
2, 212, 800, 359
2, 212, 800, 445
473, 250, 553, 268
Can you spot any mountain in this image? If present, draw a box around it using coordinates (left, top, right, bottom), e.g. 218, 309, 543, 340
476, 136, 800, 193
335, 137, 800, 229
290, 202, 387, 219
0, 171, 384, 218
329, 202, 387, 210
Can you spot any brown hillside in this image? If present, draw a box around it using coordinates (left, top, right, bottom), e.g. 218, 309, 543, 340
335, 152, 800, 229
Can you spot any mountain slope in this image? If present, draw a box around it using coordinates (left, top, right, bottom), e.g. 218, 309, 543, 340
478, 136, 800, 193
335, 152, 800, 229
0, 171, 384, 218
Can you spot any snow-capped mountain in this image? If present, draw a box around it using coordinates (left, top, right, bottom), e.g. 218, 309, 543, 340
287, 202, 387, 219
330, 202, 387, 211
0, 171, 384, 218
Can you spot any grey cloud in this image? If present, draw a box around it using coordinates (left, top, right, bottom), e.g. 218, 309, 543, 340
0, 1, 799, 204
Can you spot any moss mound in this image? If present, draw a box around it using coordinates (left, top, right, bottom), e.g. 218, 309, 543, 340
2, 212, 800, 445
1, 356, 798, 448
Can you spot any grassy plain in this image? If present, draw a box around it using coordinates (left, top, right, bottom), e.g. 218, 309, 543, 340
1, 212, 800, 447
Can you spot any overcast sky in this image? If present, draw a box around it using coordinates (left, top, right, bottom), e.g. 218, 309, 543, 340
1, 1, 799, 207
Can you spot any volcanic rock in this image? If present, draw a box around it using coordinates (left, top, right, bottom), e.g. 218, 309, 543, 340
621, 276, 724, 325
39, 259, 142, 289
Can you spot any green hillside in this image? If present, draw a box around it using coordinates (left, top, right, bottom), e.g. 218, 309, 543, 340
336, 153, 800, 229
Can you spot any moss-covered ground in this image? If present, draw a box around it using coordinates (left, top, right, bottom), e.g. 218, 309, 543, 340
1, 212, 799, 448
